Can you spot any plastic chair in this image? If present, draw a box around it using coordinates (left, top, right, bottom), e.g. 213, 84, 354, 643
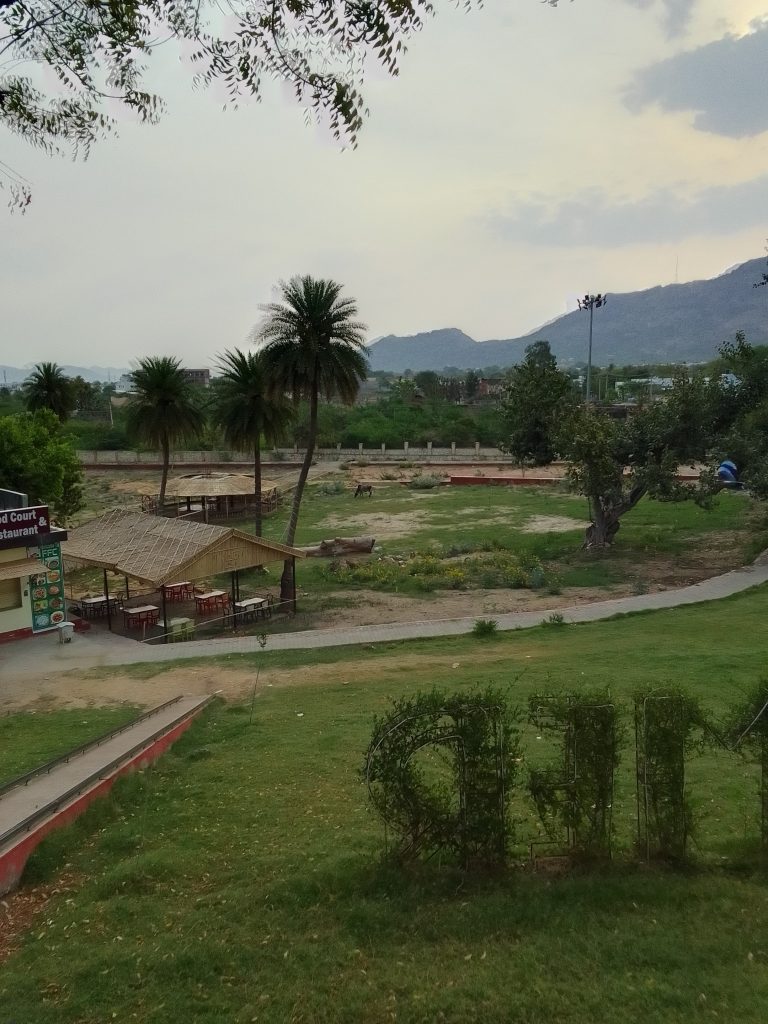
181, 620, 196, 640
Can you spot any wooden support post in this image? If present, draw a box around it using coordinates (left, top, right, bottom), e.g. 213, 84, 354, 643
161, 585, 168, 643
230, 571, 236, 631
104, 569, 112, 632
125, 575, 130, 601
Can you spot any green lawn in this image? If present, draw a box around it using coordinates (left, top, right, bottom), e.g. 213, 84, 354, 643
0, 706, 137, 785
4, 588, 768, 1022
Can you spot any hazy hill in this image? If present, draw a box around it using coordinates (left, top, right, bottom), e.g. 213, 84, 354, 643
368, 257, 768, 372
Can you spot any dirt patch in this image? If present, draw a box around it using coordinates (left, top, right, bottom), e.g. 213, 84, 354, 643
521, 515, 587, 534
307, 585, 626, 630
317, 510, 430, 540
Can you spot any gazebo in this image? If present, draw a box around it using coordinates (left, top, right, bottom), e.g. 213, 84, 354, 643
143, 473, 282, 522
62, 508, 303, 637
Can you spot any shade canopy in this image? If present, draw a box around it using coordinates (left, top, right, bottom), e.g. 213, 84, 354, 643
62, 508, 302, 587
0, 556, 45, 580
161, 474, 280, 499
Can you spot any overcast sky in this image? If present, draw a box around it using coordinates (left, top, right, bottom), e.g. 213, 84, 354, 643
3, 0, 768, 368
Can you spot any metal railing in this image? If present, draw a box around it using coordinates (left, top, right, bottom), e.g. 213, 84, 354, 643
0, 696, 213, 850
0, 696, 183, 799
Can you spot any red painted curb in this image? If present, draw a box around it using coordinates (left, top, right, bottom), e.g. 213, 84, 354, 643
0, 714, 197, 895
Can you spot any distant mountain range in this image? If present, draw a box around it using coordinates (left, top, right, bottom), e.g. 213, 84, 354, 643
0, 365, 130, 385
368, 257, 768, 372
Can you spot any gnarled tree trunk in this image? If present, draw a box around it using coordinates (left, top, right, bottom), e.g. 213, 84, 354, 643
583, 484, 647, 550
279, 379, 319, 604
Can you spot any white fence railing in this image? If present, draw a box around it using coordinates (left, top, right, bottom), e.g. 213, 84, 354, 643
77, 445, 510, 465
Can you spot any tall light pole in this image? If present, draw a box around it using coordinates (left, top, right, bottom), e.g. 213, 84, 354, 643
578, 293, 607, 403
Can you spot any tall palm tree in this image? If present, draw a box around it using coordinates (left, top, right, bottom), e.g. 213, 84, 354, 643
125, 357, 205, 512
23, 362, 75, 421
255, 275, 368, 601
213, 349, 293, 536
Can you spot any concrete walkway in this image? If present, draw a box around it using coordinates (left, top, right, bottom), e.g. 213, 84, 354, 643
0, 695, 211, 894
0, 696, 208, 846
2, 560, 767, 685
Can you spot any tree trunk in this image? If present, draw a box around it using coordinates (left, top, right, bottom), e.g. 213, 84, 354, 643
254, 437, 262, 538
583, 484, 647, 550
158, 435, 170, 515
280, 382, 318, 604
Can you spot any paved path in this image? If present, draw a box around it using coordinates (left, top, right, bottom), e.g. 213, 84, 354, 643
0, 696, 208, 848
2, 560, 767, 686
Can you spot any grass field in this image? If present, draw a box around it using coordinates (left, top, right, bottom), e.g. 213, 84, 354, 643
3, 589, 768, 1022
0, 706, 137, 785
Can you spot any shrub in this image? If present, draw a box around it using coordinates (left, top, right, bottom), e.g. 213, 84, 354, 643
317, 480, 346, 496
472, 617, 499, 638
543, 612, 566, 627
408, 474, 442, 489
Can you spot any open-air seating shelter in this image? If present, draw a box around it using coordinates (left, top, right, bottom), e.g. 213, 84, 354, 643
62, 508, 304, 643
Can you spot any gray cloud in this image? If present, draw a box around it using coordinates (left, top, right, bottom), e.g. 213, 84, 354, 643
625, 21, 768, 137
493, 176, 768, 247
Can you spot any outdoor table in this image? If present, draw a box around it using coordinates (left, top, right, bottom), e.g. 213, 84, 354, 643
194, 590, 229, 615
80, 595, 121, 619
234, 596, 268, 623
164, 581, 193, 602
123, 604, 160, 630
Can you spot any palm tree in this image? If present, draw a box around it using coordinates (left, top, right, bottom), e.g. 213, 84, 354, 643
255, 275, 368, 601
23, 362, 75, 421
125, 357, 205, 512
213, 349, 293, 536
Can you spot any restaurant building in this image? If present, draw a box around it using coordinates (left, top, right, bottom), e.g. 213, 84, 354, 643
0, 489, 69, 643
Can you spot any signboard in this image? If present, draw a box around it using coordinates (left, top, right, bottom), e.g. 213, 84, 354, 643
27, 541, 65, 632
0, 505, 50, 550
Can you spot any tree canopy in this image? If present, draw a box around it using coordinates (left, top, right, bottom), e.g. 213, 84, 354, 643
500, 341, 575, 466
0, 409, 83, 521
0, 0, 451, 204
23, 362, 76, 421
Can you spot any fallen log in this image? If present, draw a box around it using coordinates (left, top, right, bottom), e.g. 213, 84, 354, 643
301, 536, 376, 558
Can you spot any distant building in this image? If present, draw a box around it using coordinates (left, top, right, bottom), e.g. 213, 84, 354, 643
114, 373, 134, 394
184, 368, 211, 389
476, 378, 505, 400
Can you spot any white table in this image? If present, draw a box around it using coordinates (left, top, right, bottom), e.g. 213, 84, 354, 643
234, 596, 268, 622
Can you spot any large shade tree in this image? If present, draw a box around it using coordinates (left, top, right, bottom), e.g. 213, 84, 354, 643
0, 0, 453, 205
500, 341, 575, 466
125, 357, 205, 511
213, 349, 293, 536
23, 362, 75, 421
0, 409, 83, 521
255, 275, 368, 601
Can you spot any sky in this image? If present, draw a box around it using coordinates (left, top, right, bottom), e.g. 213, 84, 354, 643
3, 0, 768, 368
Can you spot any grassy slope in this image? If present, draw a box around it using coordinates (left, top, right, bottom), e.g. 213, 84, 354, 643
0, 707, 137, 785
3, 589, 768, 1021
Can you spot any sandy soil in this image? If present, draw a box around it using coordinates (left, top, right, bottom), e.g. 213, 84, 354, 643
520, 515, 587, 533
317, 509, 431, 540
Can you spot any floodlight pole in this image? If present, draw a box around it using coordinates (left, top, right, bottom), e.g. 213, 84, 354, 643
578, 293, 607, 404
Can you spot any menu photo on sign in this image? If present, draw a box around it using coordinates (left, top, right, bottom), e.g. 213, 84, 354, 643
28, 541, 66, 632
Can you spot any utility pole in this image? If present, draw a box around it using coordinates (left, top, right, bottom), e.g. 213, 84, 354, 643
577, 293, 607, 403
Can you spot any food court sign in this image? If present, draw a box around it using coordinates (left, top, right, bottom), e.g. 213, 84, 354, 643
0, 505, 50, 550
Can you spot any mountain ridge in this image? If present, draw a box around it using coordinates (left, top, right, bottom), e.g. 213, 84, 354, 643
367, 257, 768, 372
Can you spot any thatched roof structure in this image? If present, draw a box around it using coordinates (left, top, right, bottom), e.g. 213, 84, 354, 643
62, 508, 302, 587
161, 474, 280, 499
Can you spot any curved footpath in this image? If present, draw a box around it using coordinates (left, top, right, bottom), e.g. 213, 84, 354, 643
2, 559, 768, 683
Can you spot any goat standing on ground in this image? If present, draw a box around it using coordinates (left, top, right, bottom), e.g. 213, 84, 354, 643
355, 483, 373, 498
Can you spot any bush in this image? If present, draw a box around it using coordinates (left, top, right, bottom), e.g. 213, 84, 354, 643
316, 480, 346, 496
472, 618, 499, 638
408, 474, 442, 489
543, 612, 566, 627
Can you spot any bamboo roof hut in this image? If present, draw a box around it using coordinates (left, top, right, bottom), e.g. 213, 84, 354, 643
143, 473, 282, 520
62, 508, 304, 631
